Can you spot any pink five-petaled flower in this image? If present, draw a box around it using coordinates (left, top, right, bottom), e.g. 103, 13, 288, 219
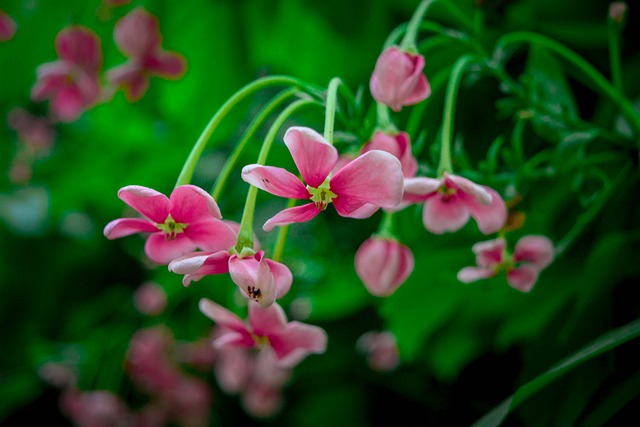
403, 172, 507, 235
103, 185, 237, 265
457, 235, 555, 292
355, 236, 414, 297
199, 298, 328, 369
369, 46, 431, 112
31, 26, 102, 122
168, 249, 292, 308
241, 126, 404, 232
107, 7, 186, 102
0, 9, 17, 41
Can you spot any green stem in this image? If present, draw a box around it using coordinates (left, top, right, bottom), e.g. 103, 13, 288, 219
211, 88, 300, 200
271, 198, 297, 263
175, 75, 322, 188
235, 98, 319, 251
400, 0, 434, 51
494, 32, 640, 140
324, 77, 343, 144
376, 211, 396, 239
607, 16, 624, 94
438, 54, 475, 176
376, 103, 396, 132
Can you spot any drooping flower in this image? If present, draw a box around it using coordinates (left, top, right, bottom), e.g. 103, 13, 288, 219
107, 7, 186, 102
355, 236, 414, 297
242, 126, 404, 231
457, 235, 555, 292
404, 172, 507, 235
103, 185, 237, 264
0, 9, 17, 42
199, 298, 328, 369
169, 249, 292, 308
31, 26, 102, 122
369, 46, 431, 111
356, 331, 400, 372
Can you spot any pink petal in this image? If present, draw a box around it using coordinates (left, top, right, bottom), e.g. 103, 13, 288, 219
168, 250, 230, 286
0, 10, 17, 42
199, 299, 254, 347
118, 185, 171, 223
283, 126, 337, 188
242, 165, 310, 199
402, 176, 440, 204
106, 60, 149, 101
169, 185, 222, 222
402, 72, 431, 107
264, 258, 293, 299
446, 173, 492, 205
51, 86, 88, 122
214, 345, 252, 393
55, 26, 102, 73
362, 131, 418, 178
422, 195, 470, 234
355, 237, 414, 297
114, 7, 160, 57
31, 63, 70, 101
346, 203, 381, 219
262, 203, 320, 232
103, 217, 158, 239
331, 150, 404, 216
241, 381, 284, 419
471, 238, 506, 267
513, 235, 555, 269
461, 186, 508, 235
184, 219, 237, 253
457, 266, 495, 283
249, 301, 288, 337
268, 322, 328, 368
144, 50, 186, 78
144, 233, 197, 265
229, 253, 277, 308
507, 265, 539, 292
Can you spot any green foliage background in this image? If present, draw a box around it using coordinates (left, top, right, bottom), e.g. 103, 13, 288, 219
1, 0, 639, 426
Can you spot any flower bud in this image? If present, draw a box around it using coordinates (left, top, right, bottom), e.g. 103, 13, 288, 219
355, 237, 414, 296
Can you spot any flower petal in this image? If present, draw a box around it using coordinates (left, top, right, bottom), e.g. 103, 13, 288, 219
249, 301, 288, 337
168, 250, 230, 286
262, 203, 320, 232
242, 165, 309, 199
355, 238, 414, 297
331, 150, 403, 215
268, 322, 328, 368
457, 266, 495, 283
55, 26, 102, 73
0, 10, 17, 42
507, 265, 539, 292
362, 131, 417, 178
446, 173, 491, 205
422, 195, 470, 234
229, 253, 277, 308
184, 219, 237, 253
265, 258, 293, 299
169, 184, 222, 222
402, 176, 440, 204
145, 50, 186, 78
114, 7, 160, 57
199, 298, 254, 347
471, 238, 506, 267
283, 126, 337, 188
118, 185, 171, 223
103, 217, 158, 239
51, 86, 87, 122
144, 233, 196, 265
513, 235, 555, 269
461, 186, 507, 235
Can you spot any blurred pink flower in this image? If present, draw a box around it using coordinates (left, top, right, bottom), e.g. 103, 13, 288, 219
457, 235, 555, 292
369, 46, 431, 111
169, 249, 292, 307
107, 7, 186, 101
103, 185, 237, 264
133, 282, 167, 316
404, 172, 507, 235
242, 126, 404, 231
7, 107, 56, 155
355, 236, 414, 297
60, 389, 132, 427
31, 26, 102, 122
199, 298, 327, 368
356, 331, 400, 372
0, 9, 17, 42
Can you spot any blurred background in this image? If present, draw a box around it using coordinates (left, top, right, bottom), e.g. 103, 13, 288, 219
1, 0, 639, 426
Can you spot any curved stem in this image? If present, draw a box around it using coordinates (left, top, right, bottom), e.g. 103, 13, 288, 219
271, 198, 297, 263
438, 54, 475, 176
211, 88, 301, 200
324, 77, 343, 144
494, 32, 640, 140
175, 75, 322, 188
376, 211, 396, 240
235, 98, 320, 250
607, 16, 624, 93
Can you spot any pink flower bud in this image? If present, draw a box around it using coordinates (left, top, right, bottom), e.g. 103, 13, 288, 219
355, 237, 414, 297
369, 46, 431, 111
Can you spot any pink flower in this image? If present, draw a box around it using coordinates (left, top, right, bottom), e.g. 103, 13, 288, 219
31, 26, 102, 122
0, 9, 17, 42
369, 46, 431, 111
457, 235, 555, 292
107, 7, 186, 102
133, 282, 167, 316
7, 108, 56, 156
199, 298, 328, 369
60, 389, 132, 427
169, 249, 292, 308
404, 172, 507, 235
355, 237, 414, 297
356, 331, 400, 372
242, 126, 404, 231
103, 185, 237, 265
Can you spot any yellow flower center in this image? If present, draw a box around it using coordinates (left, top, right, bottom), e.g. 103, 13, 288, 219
307, 177, 337, 210
157, 214, 187, 240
